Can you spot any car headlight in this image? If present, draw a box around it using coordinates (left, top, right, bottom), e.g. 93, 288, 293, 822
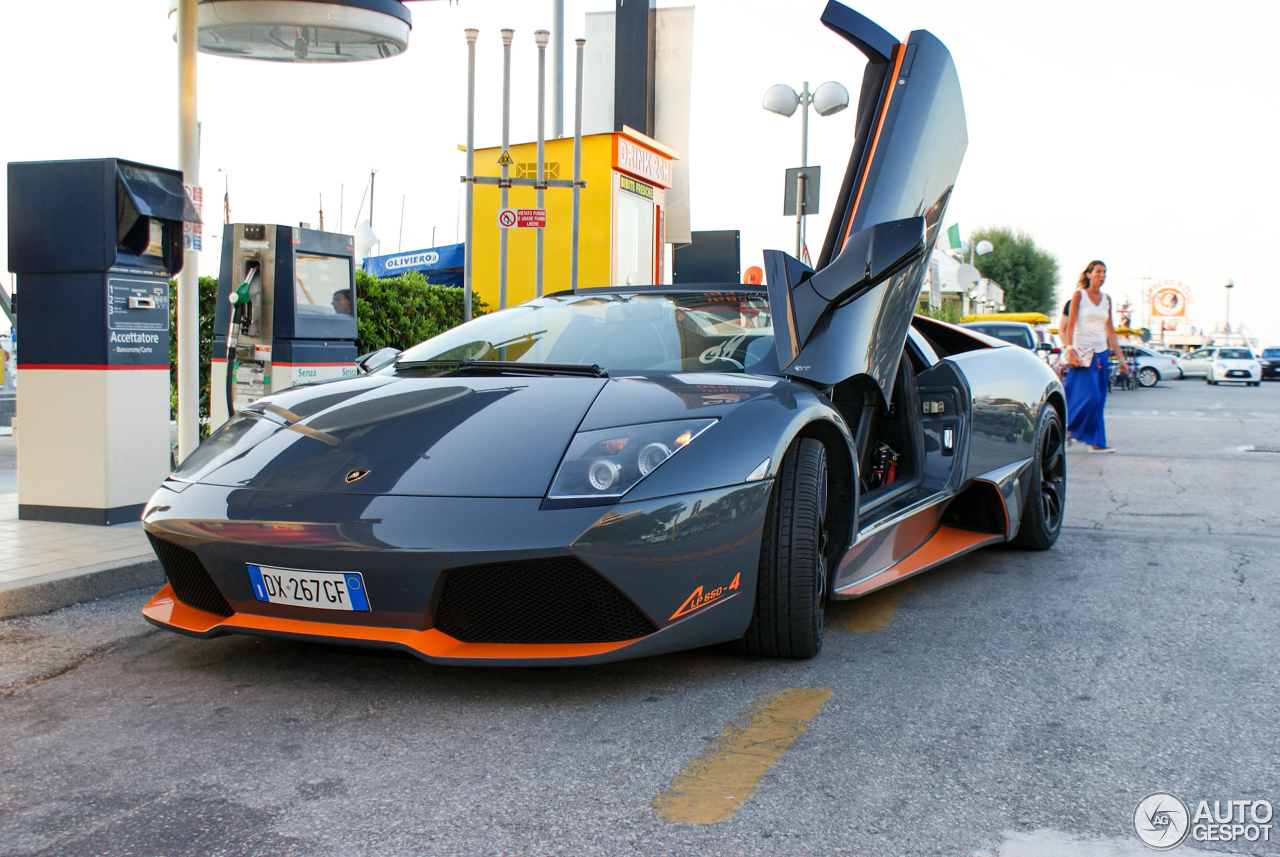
1214, 362, 1225, 370
1251, 363, 1260, 371
547, 419, 716, 500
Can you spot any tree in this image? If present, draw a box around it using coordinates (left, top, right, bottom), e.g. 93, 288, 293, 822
969, 227, 1059, 316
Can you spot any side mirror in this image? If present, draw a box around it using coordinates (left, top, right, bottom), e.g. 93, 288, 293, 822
357, 346, 401, 375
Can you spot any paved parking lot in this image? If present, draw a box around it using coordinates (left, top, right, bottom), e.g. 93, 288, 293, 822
2, 378, 1278, 856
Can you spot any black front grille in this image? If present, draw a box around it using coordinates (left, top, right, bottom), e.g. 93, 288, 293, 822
147, 534, 233, 618
434, 557, 656, 644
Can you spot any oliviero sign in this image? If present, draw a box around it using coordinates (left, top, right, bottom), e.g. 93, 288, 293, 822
614, 137, 674, 188
384, 251, 440, 270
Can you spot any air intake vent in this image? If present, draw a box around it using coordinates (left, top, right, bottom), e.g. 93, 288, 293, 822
147, 534, 233, 618
435, 557, 656, 644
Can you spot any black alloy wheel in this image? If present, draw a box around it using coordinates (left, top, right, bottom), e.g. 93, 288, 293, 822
1012, 406, 1066, 550
741, 437, 828, 658
1137, 366, 1159, 388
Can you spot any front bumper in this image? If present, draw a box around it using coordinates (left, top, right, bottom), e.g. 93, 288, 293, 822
142, 481, 770, 666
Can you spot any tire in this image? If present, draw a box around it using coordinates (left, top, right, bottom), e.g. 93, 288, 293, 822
1011, 406, 1066, 551
741, 437, 828, 658
1137, 366, 1159, 388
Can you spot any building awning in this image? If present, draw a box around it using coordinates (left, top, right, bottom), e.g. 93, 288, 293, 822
961, 312, 1050, 325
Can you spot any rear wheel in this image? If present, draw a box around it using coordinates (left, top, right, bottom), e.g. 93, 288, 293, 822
741, 437, 828, 658
1012, 406, 1065, 551
1137, 366, 1159, 387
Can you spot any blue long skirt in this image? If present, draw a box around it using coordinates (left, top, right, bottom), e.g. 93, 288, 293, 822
1064, 353, 1108, 447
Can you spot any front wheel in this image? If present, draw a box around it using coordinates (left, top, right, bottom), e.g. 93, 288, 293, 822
741, 437, 828, 658
1137, 366, 1159, 387
1011, 406, 1066, 550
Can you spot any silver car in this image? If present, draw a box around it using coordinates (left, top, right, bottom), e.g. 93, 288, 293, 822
1178, 347, 1221, 379
1121, 344, 1181, 387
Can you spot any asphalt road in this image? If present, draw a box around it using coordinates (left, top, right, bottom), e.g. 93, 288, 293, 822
2, 376, 1278, 857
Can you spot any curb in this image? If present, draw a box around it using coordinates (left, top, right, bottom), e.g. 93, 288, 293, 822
0, 555, 164, 619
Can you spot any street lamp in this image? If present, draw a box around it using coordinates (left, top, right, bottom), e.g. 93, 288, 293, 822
763, 80, 849, 258
1224, 278, 1234, 332
959, 238, 994, 267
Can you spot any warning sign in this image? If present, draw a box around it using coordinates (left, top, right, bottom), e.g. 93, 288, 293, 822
497, 149, 514, 166
497, 208, 547, 229
183, 184, 203, 251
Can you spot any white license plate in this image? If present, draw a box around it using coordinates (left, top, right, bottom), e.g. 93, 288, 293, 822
247, 565, 370, 612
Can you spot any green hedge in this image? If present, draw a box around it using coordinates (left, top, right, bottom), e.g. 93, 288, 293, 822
168, 270, 483, 436
354, 268, 486, 354
168, 275, 219, 435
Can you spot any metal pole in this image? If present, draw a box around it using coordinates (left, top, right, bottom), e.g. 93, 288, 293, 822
535, 30, 549, 298
571, 38, 585, 292
369, 170, 376, 228
176, 0, 199, 460
795, 173, 805, 259
464, 28, 478, 322
799, 81, 809, 258
398, 195, 405, 252
552, 0, 564, 139
499, 29, 513, 310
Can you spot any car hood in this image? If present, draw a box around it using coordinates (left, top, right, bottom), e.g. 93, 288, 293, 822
174, 374, 609, 497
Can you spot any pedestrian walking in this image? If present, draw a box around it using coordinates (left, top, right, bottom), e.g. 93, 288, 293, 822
1061, 260, 1128, 453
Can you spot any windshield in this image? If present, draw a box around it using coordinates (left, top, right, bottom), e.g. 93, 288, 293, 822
398, 292, 776, 374
1262, 349, 1280, 358
969, 325, 1034, 349
1218, 349, 1252, 360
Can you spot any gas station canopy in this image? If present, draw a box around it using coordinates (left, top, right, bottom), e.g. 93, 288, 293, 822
168, 0, 438, 62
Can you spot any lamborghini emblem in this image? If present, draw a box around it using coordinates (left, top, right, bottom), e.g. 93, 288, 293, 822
345, 469, 370, 484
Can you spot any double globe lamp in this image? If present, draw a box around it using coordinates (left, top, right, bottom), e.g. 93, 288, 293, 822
762, 81, 850, 257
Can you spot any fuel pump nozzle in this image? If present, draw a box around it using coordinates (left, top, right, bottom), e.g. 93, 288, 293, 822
225, 267, 258, 416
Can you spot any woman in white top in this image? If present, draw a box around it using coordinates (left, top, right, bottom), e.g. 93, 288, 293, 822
1061, 260, 1129, 452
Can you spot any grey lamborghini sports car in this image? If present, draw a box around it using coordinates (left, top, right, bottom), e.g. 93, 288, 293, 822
142, 2, 1066, 665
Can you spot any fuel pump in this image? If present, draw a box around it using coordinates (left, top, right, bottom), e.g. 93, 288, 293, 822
211, 224, 358, 426
223, 266, 256, 416
6, 158, 198, 523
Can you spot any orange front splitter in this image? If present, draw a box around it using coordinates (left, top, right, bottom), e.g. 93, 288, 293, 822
142, 584, 643, 662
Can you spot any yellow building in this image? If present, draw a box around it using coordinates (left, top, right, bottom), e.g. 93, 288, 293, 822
470, 129, 675, 309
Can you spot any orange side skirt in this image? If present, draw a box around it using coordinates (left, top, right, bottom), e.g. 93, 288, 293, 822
842, 526, 1003, 598
142, 584, 643, 661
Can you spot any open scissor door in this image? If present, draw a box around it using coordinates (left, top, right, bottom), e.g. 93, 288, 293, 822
766, 1, 967, 397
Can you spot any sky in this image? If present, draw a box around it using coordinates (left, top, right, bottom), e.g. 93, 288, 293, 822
2, 0, 1278, 343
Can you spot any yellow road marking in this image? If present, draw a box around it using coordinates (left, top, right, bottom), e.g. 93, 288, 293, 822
652, 687, 832, 824
828, 580, 917, 632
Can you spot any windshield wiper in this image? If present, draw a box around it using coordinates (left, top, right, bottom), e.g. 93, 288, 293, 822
396, 359, 608, 378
